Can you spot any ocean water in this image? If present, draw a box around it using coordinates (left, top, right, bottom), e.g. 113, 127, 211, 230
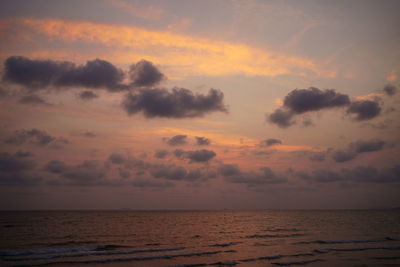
0, 210, 399, 267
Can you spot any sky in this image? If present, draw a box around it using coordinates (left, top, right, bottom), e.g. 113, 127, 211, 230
0, 0, 399, 210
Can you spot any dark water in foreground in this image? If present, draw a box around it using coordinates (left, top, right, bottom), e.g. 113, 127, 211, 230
1, 210, 400, 267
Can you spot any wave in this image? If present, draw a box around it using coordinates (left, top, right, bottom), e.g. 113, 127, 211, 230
246, 233, 305, 239
297, 236, 400, 245
209, 242, 241, 247
264, 228, 301, 232
0, 245, 107, 257
2, 246, 187, 262
271, 259, 324, 266
5, 249, 237, 266
168, 252, 316, 267
314, 246, 400, 253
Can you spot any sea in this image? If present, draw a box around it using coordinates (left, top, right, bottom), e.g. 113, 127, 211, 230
0, 210, 399, 267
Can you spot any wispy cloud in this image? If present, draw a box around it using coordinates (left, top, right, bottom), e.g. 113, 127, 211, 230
1, 18, 335, 78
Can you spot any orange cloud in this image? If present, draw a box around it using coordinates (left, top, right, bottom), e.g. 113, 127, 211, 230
2, 18, 335, 78
386, 71, 397, 82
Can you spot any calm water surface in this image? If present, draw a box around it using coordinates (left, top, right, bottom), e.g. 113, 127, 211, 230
1, 210, 399, 266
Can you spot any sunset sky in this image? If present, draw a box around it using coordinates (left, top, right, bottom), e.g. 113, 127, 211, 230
0, 0, 399, 210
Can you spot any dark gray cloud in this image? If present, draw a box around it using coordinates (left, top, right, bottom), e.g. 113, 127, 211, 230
164, 135, 187, 146
151, 164, 188, 181
44, 159, 111, 186
154, 149, 168, 159
78, 90, 98, 100
0, 152, 36, 172
345, 165, 400, 183
81, 131, 96, 138
5, 129, 55, 146
331, 139, 385, 163
14, 151, 34, 158
0, 87, 9, 98
18, 94, 51, 106
298, 169, 344, 183
261, 138, 282, 146
185, 149, 216, 163
3, 56, 123, 91
0, 152, 39, 186
61, 160, 106, 185
267, 87, 383, 128
332, 150, 357, 163
109, 153, 126, 164
283, 87, 350, 114
129, 60, 165, 87
346, 100, 381, 121
122, 88, 227, 118
3, 56, 165, 92
172, 149, 216, 163
118, 168, 131, 179
267, 108, 295, 128
225, 166, 287, 186
173, 149, 185, 158
268, 87, 349, 128
218, 164, 241, 176
3, 56, 74, 89
195, 136, 211, 146
383, 84, 398, 96
44, 160, 69, 174
308, 151, 327, 162
55, 59, 124, 90
298, 165, 400, 184
349, 139, 385, 153
131, 179, 173, 188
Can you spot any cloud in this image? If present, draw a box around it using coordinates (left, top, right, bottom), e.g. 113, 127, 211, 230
300, 169, 345, 183
218, 164, 241, 176
7, 18, 334, 78
283, 87, 350, 114
331, 150, 357, 163
172, 149, 216, 163
3, 56, 123, 91
44, 159, 112, 186
261, 138, 282, 146
267, 108, 295, 128
349, 139, 385, 153
383, 84, 398, 96
109, 153, 126, 164
308, 151, 327, 162
0, 152, 36, 172
44, 160, 69, 174
0, 152, 39, 186
268, 87, 383, 127
150, 164, 211, 181
298, 165, 400, 184
225, 166, 288, 186
18, 94, 51, 106
78, 90, 98, 100
164, 135, 187, 146
4, 129, 55, 146
154, 149, 168, 159
122, 88, 227, 118
81, 131, 96, 138
185, 149, 216, 163
2, 56, 164, 92
129, 60, 165, 87
331, 139, 386, 163
346, 100, 381, 121
131, 179, 173, 188
195, 136, 211, 146
14, 151, 34, 158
